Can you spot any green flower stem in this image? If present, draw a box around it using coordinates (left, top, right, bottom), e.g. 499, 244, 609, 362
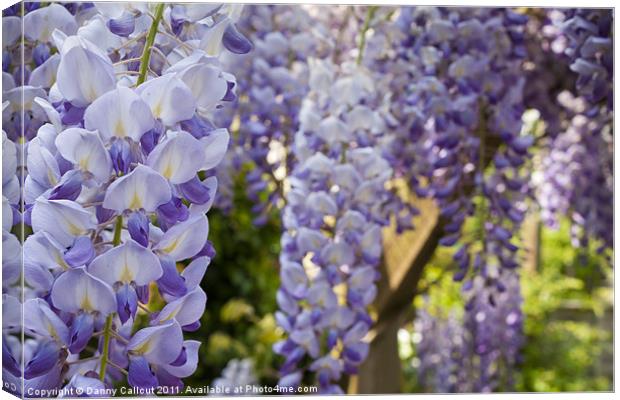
98, 315, 114, 380
137, 3, 166, 86
98, 215, 125, 381
356, 6, 378, 66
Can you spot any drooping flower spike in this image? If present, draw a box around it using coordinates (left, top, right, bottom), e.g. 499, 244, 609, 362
2, 2, 243, 395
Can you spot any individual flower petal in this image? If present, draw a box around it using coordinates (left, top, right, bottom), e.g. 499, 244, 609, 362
127, 211, 149, 247
343, 342, 369, 364
187, 176, 218, 215
278, 371, 302, 389
136, 285, 150, 305
222, 23, 253, 54
156, 196, 189, 227
127, 356, 159, 390
77, 14, 123, 53
64, 236, 95, 267
23, 359, 63, 394
3, 338, 21, 377
127, 320, 183, 365
109, 139, 135, 175
84, 87, 154, 142
360, 225, 382, 264
102, 164, 171, 213
343, 321, 369, 344
24, 340, 62, 379
177, 64, 228, 112
2, 230, 21, 288
67, 312, 95, 354
2, 197, 12, 231
26, 136, 60, 189
23, 298, 70, 344
307, 282, 338, 309
23, 4, 77, 43
177, 176, 211, 205
2, 294, 21, 334
199, 128, 229, 171
137, 74, 196, 126
153, 214, 208, 261
277, 289, 299, 316
146, 131, 204, 184
31, 199, 95, 247
29, 54, 60, 88
180, 256, 210, 291
331, 165, 362, 193
24, 230, 68, 274
2, 16, 21, 46
116, 283, 139, 324
51, 267, 116, 315
153, 287, 206, 327
317, 116, 352, 145
55, 128, 112, 182
320, 242, 355, 267
107, 12, 136, 37
296, 228, 327, 254
2, 131, 17, 187
306, 192, 337, 216
56, 36, 115, 106
156, 256, 188, 298
48, 170, 83, 201
290, 327, 319, 358
88, 239, 162, 286
162, 340, 200, 378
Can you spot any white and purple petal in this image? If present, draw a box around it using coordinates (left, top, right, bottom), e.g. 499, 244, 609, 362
102, 164, 171, 213
88, 239, 162, 286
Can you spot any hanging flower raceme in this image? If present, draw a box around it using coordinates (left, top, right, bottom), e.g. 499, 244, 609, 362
561, 9, 613, 110
414, 270, 523, 393
2, 2, 248, 396
273, 58, 400, 393
383, 7, 532, 294
532, 8, 613, 255
535, 92, 613, 253
213, 4, 330, 223
373, 7, 532, 392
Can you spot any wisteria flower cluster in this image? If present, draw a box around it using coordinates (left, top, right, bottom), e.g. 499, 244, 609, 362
382, 8, 532, 290
212, 5, 377, 225
376, 7, 533, 392
1, 4, 613, 397
273, 57, 398, 393
533, 9, 613, 254
2, 2, 252, 396
415, 270, 523, 392
213, 4, 325, 223
535, 92, 613, 252
561, 9, 613, 110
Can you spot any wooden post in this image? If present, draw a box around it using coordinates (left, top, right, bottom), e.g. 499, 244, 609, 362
522, 214, 541, 274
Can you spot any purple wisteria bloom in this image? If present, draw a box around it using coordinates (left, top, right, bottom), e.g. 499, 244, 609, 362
2, 2, 241, 395
274, 57, 401, 392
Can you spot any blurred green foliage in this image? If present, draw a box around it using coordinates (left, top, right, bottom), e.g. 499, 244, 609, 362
516, 219, 612, 392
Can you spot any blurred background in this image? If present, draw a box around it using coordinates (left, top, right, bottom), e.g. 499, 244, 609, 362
177, 5, 614, 394
181, 175, 613, 393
